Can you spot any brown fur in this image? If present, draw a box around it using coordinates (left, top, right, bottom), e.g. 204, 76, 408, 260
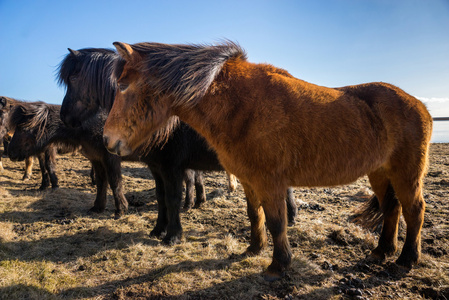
103, 42, 433, 279
0, 97, 35, 181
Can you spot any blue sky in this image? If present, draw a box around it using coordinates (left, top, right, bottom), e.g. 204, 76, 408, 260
0, 0, 448, 121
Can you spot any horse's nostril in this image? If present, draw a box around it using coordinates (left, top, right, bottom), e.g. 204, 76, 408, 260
115, 140, 122, 156
103, 135, 109, 147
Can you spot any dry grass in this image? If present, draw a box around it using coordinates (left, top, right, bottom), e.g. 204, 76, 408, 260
0, 144, 448, 299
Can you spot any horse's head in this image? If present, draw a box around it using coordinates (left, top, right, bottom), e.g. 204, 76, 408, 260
58, 48, 117, 128
103, 42, 173, 156
0, 97, 10, 137
0, 96, 17, 138
103, 40, 245, 156
7, 102, 51, 161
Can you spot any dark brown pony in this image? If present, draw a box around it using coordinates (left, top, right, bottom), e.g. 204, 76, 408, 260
103, 41, 433, 280
0, 96, 64, 189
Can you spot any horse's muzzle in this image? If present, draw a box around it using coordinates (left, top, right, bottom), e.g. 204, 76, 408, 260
103, 135, 132, 157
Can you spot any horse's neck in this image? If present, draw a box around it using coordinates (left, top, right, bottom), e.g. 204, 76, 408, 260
175, 98, 229, 148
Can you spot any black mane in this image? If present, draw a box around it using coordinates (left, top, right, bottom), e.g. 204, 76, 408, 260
57, 47, 180, 152
57, 48, 119, 110
9, 101, 58, 141
129, 40, 247, 106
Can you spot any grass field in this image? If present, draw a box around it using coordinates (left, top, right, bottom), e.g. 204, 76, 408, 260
0, 144, 448, 299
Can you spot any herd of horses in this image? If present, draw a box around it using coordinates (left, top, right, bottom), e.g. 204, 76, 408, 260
1, 41, 432, 281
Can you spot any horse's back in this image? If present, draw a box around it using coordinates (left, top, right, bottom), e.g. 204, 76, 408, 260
337, 82, 433, 145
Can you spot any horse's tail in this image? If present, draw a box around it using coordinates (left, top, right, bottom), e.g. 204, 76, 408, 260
352, 184, 398, 231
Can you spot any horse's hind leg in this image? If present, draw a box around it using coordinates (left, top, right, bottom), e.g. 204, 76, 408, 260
390, 175, 425, 268
367, 169, 401, 261
388, 137, 429, 268
89, 166, 96, 185
45, 146, 59, 189
23, 156, 34, 181
183, 169, 195, 210
227, 173, 237, 192
182, 170, 205, 210
0, 137, 3, 172
241, 182, 267, 255
286, 188, 297, 225
193, 171, 205, 208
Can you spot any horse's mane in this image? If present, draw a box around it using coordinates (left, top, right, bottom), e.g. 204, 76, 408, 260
137, 116, 180, 154
8, 101, 58, 141
57, 48, 119, 111
57, 47, 185, 152
0, 96, 21, 109
126, 40, 247, 107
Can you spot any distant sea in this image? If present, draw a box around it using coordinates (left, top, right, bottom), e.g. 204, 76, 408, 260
432, 121, 449, 143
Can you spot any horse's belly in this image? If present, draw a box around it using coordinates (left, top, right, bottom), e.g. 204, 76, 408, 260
288, 147, 388, 187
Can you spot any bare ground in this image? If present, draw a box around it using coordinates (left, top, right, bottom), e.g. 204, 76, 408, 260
0, 144, 448, 299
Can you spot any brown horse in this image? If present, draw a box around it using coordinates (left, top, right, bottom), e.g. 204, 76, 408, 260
0, 96, 57, 187
103, 41, 433, 280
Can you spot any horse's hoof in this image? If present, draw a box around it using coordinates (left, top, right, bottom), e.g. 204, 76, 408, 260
245, 245, 264, 256
22, 175, 31, 181
367, 247, 387, 263
182, 204, 193, 211
162, 234, 182, 245
149, 228, 166, 238
114, 212, 125, 219
262, 269, 285, 282
395, 256, 415, 270
88, 207, 104, 214
51, 186, 60, 190
193, 201, 204, 209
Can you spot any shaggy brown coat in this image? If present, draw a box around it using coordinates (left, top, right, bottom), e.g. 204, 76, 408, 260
103, 41, 433, 280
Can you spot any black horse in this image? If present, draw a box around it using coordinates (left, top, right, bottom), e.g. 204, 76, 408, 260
57, 48, 297, 244
0, 96, 71, 190
7, 102, 199, 220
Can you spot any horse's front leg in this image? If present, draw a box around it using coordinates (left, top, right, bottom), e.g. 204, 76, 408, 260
150, 171, 168, 238
90, 160, 108, 214
104, 155, 128, 219
261, 190, 292, 281
37, 153, 50, 190
45, 147, 59, 189
161, 171, 184, 245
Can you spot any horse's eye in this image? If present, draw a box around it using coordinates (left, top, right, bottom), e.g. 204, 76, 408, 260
69, 75, 78, 82
118, 83, 129, 92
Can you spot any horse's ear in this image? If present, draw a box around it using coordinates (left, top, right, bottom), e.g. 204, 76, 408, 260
113, 42, 134, 62
68, 48, 81, 57
0, 97, 7, 109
